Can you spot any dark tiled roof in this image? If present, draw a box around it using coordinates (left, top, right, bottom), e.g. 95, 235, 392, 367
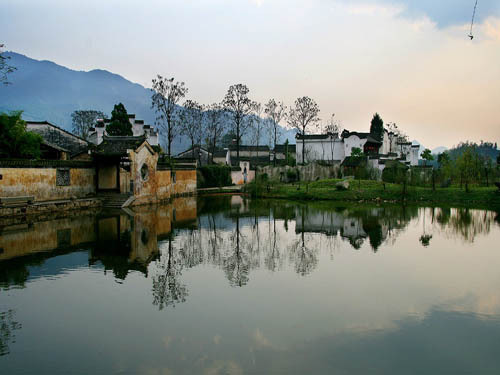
94, 135, 147, 156
228, 145, 270, 152
231, 155, 270, 168
274, 144, 297, 153
213, 150, 228, 158
134, 120, 144, 124
342, 131, 382, 144
295, 134, 331, 140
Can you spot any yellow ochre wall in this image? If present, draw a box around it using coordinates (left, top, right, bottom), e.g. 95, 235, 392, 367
0, 167, 95, 202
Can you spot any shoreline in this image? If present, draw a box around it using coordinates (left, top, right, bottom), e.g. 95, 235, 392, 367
247, 179, 500, 210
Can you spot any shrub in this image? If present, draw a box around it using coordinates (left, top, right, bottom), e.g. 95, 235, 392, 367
198, 165, 232, 188
286, 168, 298, 182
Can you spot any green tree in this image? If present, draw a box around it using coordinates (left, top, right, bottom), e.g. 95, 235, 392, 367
369, 113, 384, 142
351, 147, 364, 158
457, 146, 477, 192
421, 148, 434, 166
106, 103, 132, 136
0, 111, 42, 159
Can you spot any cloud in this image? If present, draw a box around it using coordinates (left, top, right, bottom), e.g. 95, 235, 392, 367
343, 0, 500, 28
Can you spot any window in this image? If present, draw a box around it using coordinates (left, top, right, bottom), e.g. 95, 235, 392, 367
140, 164, 149, 181
56, 169, 70, 186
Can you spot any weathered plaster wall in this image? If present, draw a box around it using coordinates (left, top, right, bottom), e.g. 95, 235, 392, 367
171, 170, 197, 197
231, 169, 255, 185
156, 170, 171, 201
98, 165, 117, 190
130, 145, 159, 205
120, 169, 131, 194
0, 167, 95, 201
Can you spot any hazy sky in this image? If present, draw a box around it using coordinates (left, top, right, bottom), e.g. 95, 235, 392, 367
1, 0, 499, 148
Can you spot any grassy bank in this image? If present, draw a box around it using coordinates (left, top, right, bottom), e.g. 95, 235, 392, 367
249, 179, 500, 208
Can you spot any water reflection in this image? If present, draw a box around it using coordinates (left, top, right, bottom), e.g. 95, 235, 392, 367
1, 198, 499, 297
1, 198, 500, 372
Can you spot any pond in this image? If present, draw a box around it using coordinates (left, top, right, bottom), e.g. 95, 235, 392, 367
1, 196, 500, 374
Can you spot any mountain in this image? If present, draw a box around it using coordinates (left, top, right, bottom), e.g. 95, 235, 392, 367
431, 146, 448, 155
0, 52, 297, 153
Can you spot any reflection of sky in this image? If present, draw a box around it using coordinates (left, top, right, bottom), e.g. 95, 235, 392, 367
1, 204, 500, 373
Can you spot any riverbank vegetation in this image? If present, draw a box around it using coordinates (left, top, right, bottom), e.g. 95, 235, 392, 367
248, 177, 500, 208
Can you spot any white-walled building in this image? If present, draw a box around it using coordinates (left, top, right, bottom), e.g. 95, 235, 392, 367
88, 114, 159, 147
295, 127, 420, 172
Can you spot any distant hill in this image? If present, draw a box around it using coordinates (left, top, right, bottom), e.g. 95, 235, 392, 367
0, 52, 296, 153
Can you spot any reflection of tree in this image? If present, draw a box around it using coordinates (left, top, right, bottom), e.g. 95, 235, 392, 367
419, 208, 433, 247
436, 208, 495, 243
152, 236, 188, 310
290, 207, 318, 276
223, 216, 250, 287
0, 309, 22, 356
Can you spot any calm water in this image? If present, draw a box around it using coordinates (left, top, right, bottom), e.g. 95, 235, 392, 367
1, 196, 500, 374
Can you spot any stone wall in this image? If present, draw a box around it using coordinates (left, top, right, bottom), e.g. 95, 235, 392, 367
0, 160, 96, 202
259, 163, 340, 182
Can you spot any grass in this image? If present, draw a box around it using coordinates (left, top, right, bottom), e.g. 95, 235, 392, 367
250, 178, 500, 209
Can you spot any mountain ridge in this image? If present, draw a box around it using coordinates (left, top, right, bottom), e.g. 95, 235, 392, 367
0, 52, 297, 153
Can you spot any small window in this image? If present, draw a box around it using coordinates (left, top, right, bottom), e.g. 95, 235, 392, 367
140, 164, 149, 181
172, 171, 176, 183
56, 169, 70, 186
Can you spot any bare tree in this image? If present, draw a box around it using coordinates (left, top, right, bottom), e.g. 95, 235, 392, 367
287, 96, 320, 165
179, 99, 203, 163
0, 44, 16, 85
249, 103, 265, 159
151, 75, 188, 158
71, 110, 106, 140
223, 84, 256, 162
324, 113, 342, 165
264, 99, 287, 165
204, 103, 227, 163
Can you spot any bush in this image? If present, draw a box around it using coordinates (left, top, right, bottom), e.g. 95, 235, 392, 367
286, 168, 298, 182
198, 165, 232, 188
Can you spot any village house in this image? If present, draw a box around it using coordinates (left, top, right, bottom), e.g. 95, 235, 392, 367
0, 120, 196, 216
272, 143, 297, 162
26, 120, 91, 160
174, 145, 211, 167
88, 114, 159, 146
295, 127, 420, 172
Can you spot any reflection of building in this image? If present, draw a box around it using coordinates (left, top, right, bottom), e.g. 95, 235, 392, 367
294, 206, 418, 251
0, 198, 197, 285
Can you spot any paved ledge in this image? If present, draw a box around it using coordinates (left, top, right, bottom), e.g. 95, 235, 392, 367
0, 197, 102, 218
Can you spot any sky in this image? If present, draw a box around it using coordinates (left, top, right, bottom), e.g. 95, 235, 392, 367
1, 0, 499, 149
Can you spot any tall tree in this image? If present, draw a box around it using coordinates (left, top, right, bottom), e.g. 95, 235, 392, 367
264, 99, 287, 165
179, 100, 204, 162
421, 148, 434, 167
106, 103, 132, 136
370, 113, 384, 142
223, 84, 256, 162
287, 96, 320, 165
0, 44, 16, 85
71, 110, 106, 140
151, 75, 188, 158
325, 113, 342, 166
0, 111, 42, 159
204, 103, 226, 163
457, 146, 477, 192
249, 103, 265, 159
